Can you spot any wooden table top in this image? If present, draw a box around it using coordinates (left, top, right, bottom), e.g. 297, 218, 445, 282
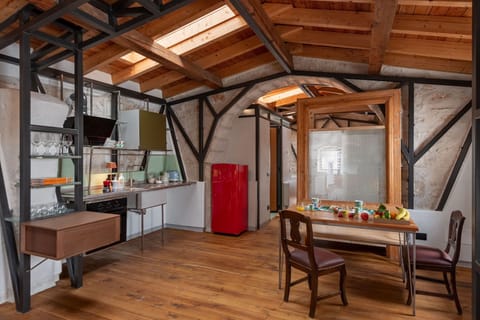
287, 205, 419, 233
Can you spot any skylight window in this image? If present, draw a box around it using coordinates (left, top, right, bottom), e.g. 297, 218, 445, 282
155, 4, 236, 53
120, 51, 146, 64
258, 87, 305, 105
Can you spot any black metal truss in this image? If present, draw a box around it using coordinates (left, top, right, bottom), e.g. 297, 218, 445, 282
168, 70, 473, 210
0, 0, 195, 72
436, 130, 472, 211
414, 101, 472, 163
406, 81, 415, 209
167, 85, 254, 181
472, 1, 480, 318
229, 0, 292, 74
168, 70, 471, 107
0, 161, 21, 310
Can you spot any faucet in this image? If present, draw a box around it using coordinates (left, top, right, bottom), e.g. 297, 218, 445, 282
126, 164, 135, 187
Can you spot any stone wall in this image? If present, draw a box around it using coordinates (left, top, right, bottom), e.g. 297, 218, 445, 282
169, 72, 471, 219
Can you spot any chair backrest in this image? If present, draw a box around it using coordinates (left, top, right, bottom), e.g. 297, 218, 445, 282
444, 210, 466, 264
279, 210, 317, 269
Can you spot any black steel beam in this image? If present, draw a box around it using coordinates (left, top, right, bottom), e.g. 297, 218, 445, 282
90, 0, 110, 13
165, 106, 186, 182
0, 54, 19, 65
168, 104, 200, 160
18, 30, 32, 314
31, 72, 46, 94
229, 0, 292, 74
299, 84, 315, 97
34, 49, 73, 71
168, 70, 471, 107
71, 8, 116, 34
31, 32, 75, 61
414, 101, 472, 163
293, 70, 471, 88
68, 28, 85, 289
436, 131, 472, 211
136, 0, 162, 14
204, 97, 217, 117
407, 82, 415, 209
335, 77, 365, 92
472, 1, 480, 318
0, 160, 20, 311
202, 85, 254, 159
199, 99, 205, 181
0, 0, 89, 50
31, 31, 75, 51
81, 0, 195, 50
255, 106, 260, 229
38, 68, 166, 105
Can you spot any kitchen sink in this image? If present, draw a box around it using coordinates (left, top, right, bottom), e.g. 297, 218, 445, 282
127, 188, 167, 209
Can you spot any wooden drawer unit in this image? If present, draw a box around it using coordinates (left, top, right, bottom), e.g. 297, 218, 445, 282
21, 211, 120, 260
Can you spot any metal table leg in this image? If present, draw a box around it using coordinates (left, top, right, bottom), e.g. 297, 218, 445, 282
161, 203, 165, 245
404, 232, 416, 316
140, 208, 145, 251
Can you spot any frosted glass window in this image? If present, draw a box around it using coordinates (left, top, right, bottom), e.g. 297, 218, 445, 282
309, 128, 385, 202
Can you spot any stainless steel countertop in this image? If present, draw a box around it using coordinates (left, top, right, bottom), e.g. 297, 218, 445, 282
63, 181, 195, 204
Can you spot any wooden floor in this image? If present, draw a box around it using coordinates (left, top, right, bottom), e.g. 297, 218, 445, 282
0, 217, 472, 319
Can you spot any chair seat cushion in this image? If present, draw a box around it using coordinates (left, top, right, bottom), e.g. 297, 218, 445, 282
415, 245, 452, 267
291, 247, 345, 270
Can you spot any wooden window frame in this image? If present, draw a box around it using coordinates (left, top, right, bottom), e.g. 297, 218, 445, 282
296, 89, 402, 205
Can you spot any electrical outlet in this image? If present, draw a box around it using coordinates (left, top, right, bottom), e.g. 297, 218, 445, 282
416, 233, 427, 240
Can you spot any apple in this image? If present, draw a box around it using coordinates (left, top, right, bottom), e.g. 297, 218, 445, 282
360, 212, 369, 221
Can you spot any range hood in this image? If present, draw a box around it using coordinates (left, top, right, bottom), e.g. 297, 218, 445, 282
63, 115, 116, 146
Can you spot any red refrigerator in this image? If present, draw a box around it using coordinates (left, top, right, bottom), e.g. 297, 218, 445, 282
211, 163, 248, 235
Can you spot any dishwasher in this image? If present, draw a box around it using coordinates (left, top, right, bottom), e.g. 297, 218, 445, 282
86, 198, 127, 251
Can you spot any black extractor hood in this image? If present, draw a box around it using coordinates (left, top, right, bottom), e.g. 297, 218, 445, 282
63, 115, 116, 146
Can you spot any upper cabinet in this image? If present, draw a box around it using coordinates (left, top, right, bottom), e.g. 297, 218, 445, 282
119, 110, 166, 151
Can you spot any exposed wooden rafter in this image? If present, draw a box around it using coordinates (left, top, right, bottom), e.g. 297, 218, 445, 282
368, 0, 398, 74
114, 31, 222, 89
303, 0, 471, 6
229, 0, 293, 73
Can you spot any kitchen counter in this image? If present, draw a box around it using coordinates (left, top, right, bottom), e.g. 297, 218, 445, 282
63, 181, 195, 204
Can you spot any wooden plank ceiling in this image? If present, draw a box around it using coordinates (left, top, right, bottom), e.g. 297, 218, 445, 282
0, 0, 472, 106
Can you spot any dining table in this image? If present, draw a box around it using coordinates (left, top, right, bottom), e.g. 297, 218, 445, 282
279, 202, 419, 315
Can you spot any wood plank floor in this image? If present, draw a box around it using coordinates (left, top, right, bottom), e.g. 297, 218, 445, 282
0, 217, 472, 319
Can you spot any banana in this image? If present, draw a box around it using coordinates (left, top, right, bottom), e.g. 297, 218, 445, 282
404, 210, 410, 221
395, 207, 407, 220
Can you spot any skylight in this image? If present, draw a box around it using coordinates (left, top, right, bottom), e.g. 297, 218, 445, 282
258, 87, 305, 105
155, 4, 236, 54
120, 51, 146, 64
119, 4, 239, 65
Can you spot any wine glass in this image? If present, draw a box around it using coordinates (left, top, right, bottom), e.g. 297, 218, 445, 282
31, 134, 41, 155
62, 134, 73, 155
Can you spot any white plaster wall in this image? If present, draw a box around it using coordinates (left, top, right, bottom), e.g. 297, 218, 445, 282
410, 147, 472, 263
282, 127, 297, 208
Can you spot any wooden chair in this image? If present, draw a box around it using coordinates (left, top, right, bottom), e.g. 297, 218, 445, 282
405, 210, 466, 314
279, 210, 348, 318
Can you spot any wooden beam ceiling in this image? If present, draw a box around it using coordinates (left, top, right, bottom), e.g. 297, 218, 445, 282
229, 0, 293, 73
113, 31, 223, 89
82, 0, 224, 76
304, 0, 471, 6
368, 0, 398, 74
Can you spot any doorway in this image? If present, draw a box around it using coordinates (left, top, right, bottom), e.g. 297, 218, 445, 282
270, 125, 282, 214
